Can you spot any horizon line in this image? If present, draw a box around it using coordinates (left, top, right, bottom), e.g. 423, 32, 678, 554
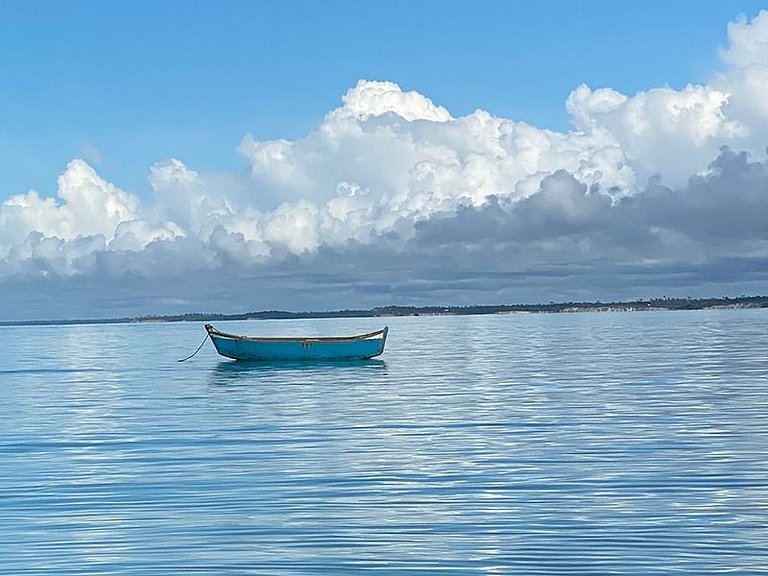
1, 295, 766, 328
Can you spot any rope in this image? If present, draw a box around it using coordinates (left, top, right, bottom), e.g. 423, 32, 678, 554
178, 333, 210, 362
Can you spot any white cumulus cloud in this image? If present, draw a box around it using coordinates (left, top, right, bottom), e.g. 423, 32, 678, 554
329, 79, 453, 123
713, 10, 768, 149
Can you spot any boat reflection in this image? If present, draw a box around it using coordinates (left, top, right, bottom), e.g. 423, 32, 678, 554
208, 358, 387, 386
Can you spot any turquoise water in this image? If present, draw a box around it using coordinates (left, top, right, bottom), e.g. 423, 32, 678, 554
1, 310, 767, 575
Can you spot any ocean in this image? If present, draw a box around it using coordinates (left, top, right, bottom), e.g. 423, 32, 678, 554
1, 309, 767, 575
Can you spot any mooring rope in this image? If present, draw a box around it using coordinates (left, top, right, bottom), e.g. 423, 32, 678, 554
178, 333, 210, 362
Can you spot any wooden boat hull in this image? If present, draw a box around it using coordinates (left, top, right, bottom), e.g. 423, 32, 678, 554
205, 324, 388, 361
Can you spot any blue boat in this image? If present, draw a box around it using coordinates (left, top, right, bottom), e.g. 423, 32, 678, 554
205, 324, 388, 361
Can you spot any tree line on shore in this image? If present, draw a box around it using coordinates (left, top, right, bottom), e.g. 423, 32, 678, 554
4, 295, 765, 326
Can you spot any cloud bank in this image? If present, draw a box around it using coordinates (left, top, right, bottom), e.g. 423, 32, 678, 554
2, 12, 768, 319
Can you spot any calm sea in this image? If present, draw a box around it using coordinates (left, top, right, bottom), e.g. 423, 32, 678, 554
1, 310, 767, 575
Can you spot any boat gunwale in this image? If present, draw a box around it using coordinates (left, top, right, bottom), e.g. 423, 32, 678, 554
205, 324, 388, 344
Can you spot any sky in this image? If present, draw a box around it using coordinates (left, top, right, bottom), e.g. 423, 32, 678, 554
1, 0, 767, 320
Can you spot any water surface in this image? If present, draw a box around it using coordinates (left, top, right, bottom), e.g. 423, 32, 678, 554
1, 310, 767, 574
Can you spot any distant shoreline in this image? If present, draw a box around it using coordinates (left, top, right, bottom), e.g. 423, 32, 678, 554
2, 296, 766, 327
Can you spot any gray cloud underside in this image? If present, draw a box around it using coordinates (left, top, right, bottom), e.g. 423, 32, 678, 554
4, 147, 766, 320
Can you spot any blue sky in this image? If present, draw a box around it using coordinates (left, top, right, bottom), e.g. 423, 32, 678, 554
2, 0, 764, 198
1, 1, 767, 319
